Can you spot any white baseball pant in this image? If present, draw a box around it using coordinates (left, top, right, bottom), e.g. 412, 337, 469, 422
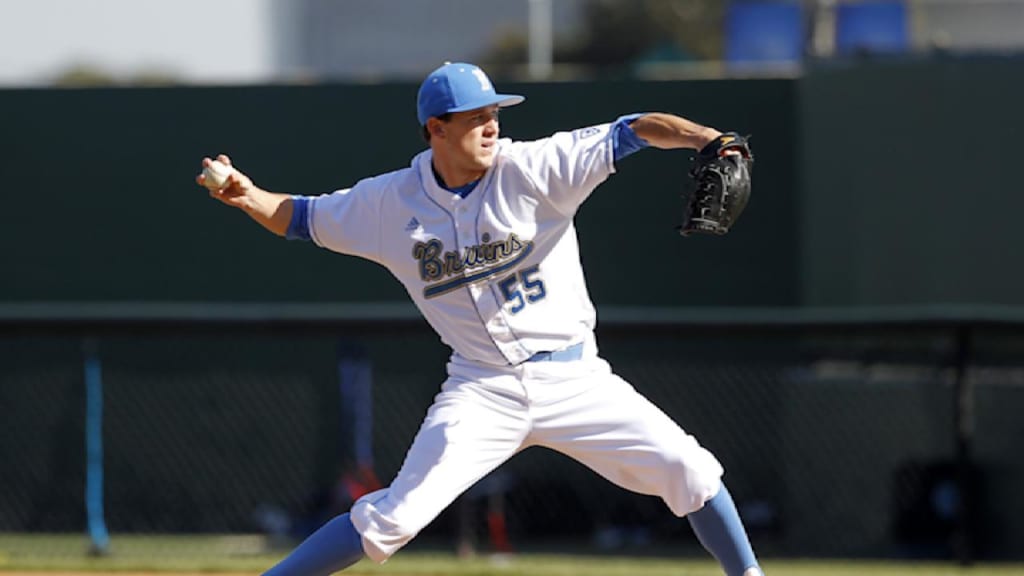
350, 352, 724, 563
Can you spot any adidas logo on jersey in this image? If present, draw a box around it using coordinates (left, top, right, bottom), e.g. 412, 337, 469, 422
405, 217, 421, 231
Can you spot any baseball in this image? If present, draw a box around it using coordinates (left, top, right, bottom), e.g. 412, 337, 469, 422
202, 160, 232, 190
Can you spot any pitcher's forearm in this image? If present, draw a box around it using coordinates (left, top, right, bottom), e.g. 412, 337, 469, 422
630, 113, 721, 150
240, 188, 294, 237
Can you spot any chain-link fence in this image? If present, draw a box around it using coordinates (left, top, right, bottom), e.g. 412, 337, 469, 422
1, 308, 1022, 566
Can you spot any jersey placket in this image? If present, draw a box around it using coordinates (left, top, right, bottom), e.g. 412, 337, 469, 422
453, 197, 490, 352
450, 187, 531, 366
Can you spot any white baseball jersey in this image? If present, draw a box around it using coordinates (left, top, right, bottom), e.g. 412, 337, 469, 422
307, 123, 617, 366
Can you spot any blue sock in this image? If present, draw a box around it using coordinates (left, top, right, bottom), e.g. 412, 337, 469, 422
263, 513, 364, 576
687, 483, 760, 576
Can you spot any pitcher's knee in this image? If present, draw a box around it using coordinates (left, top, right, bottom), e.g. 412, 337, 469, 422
349, 489, 421, 563
664, 449, 724, 516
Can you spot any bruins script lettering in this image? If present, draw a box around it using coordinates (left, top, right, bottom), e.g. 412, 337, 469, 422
412, 233, 534, 298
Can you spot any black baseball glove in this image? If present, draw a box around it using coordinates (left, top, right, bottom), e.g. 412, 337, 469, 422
679, 132, 753, 236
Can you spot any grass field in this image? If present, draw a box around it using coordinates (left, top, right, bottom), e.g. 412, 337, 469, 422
1, 534, 1021, 576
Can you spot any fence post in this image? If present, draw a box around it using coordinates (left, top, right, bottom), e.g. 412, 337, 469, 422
952, 325, 974, 566
84, 338, 110, 555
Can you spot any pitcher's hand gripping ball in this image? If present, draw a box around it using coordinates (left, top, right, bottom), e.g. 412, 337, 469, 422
201, 159, 232, 191
679, 132, 753, 236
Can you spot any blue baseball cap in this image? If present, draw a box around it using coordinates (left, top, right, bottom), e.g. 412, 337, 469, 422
416, 62, 525, 125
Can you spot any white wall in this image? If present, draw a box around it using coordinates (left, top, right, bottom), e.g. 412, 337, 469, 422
0, 0, 277, 86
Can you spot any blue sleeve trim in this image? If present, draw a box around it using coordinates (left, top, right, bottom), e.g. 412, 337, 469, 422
612, 113, 650, 162
285, 196, 311, 241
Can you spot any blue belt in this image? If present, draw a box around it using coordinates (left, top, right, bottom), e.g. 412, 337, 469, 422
526, 342, 584, 363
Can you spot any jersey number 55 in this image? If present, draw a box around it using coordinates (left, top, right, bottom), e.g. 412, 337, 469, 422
498, 264, 547, 314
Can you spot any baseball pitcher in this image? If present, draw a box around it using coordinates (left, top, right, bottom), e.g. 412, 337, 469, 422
197, 62, 760, 576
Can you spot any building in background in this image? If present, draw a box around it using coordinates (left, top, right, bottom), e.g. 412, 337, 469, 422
280, 0, 586, 81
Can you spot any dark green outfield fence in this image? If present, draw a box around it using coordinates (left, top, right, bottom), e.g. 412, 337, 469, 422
799, 57, 1024, 307
4, 59, 1024, 308
4, 59, 1023, 309
2, 57, 1024, 564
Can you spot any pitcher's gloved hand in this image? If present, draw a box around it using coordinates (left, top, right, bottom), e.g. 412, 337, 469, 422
679, 132, 753, 236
